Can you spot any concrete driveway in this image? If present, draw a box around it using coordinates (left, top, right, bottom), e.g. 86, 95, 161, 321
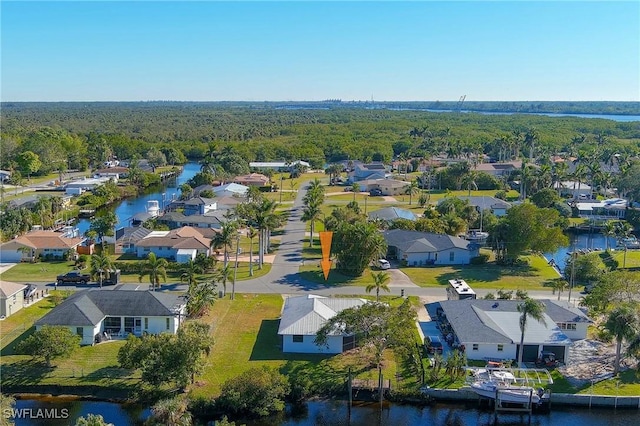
386, 268, 419, 288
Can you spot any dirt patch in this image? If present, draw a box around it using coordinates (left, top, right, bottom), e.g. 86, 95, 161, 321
558, 339, 634, 387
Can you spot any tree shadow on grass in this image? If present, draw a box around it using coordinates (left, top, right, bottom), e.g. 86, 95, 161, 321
79, 366, 135, 384
1, 326, 35, 356
0, 359, 52, 386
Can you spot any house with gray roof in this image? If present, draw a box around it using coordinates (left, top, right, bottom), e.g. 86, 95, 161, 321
451, 196, 512, 217
348, 162, 387, 183
438, 299, 592, 363
382, 229, 479, 266
368, 207, 417, 223
278, 295, 367, 354
35, 289, 187, 345
157, 211, 225, 230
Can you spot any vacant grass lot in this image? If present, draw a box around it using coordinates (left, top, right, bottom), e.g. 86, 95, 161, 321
401, 254, 559, 290
0, 260, 271, 284
576, 370, 640, 396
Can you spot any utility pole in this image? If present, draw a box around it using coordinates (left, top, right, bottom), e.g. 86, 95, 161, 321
279, 174, 283, 204
568, 247, 576, 304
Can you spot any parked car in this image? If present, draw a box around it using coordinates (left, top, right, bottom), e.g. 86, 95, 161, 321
378, 259, 391, 270
344, 186, 353, 192
56, 271, 91, 285
370, 188, 383, 196
425, 335, 444, 354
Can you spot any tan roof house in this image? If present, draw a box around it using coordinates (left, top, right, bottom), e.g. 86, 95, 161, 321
0, 230, 85, 263
233, 173, 270, 187
0, 280, 27, 318
134, 226, 212, 263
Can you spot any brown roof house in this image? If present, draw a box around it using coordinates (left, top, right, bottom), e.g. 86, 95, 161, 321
233, 173, 270, 187
0, 229, 85, 263
134, 226, 212, 263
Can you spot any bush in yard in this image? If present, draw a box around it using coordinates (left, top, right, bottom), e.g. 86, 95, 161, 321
216, 366, 290, 417
17, 325, 81, 367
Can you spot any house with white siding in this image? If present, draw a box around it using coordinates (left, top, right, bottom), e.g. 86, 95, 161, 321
0, 229, 84, 263
134, 226, 212, 263
438, 299, 592, 363
278, 295, 367, 354
382, 229, 479, 266
35, 289, 187, 345
0, 281, 27, 318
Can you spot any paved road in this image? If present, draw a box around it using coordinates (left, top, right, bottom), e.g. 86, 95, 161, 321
17, 178, 576, 303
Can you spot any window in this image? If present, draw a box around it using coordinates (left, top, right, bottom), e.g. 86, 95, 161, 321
292, 335, 304, 343
144, 318, 149, 329
472, 344, 479, 351
449, 252, 455, 262
497, 344, 504, 352
166, 318, 170, 330
76, 327, 84, 337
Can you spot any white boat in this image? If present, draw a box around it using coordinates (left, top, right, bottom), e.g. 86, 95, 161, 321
465, 230, 489, 241
469, 370, 546, 405
146, 200, 160, 217
618, 237, 640, 249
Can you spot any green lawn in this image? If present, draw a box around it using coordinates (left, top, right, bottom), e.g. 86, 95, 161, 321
190, 294, 410, 398
0, 261, 81, 282
0, 298, 56, 351
609, 250, 640, 269
401, 253, 560, 291
576, 370, 640, 396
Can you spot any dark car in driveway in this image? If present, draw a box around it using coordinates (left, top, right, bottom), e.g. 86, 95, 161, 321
369, 188, 383, 196
56, 271, 91, 285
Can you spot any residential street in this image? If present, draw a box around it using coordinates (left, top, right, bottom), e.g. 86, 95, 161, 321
13, 178, 574, 304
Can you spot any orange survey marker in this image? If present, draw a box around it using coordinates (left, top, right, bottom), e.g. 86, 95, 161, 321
319, 231, 333, 280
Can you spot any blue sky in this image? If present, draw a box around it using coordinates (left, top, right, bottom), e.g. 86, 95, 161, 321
1, 1, 638, 102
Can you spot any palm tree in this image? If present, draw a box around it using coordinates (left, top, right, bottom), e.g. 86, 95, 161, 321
211, 220, 238, 268
247, 227, 257, 276
461, 171, 478, 197
549, 278, 568, 301
603, 221, 617, 251
218, 264, 233, 298
180, 259, 202, 287
405, 180, 420, 205
251, 198, 281, 268
604, 304, 640, 374
187, 278, 217, 318
148, 396, 192, 426
351, 182, 360, 202
516, 298, 547, 366
139, 252, 168, 291
302, 201, 322, 248
366, 272, 390, 302
90, 251, 115, 288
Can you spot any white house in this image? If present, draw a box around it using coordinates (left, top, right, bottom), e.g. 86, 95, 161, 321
65, 177, 117, 195
35, 289, 187, 345
278, 295, 367, 354
553, 181, 592, 199
0, 229, 84, 263
134, 226, 212, 263
0, 281, 27, 318
249, 160, 310, 171
451, 196, 512, 217
438, 299, 592, 363
382, 229, 479, 266
574, 198, 628, 219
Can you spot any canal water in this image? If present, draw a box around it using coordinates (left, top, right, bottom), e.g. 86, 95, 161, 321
545, 233, 619, 272
75, 162, 201, 235
12, 398, 640, 425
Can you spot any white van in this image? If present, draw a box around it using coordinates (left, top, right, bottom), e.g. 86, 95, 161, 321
378, 259, 391, 270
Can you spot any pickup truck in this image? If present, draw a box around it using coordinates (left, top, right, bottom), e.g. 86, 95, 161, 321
56, 271, 91, 285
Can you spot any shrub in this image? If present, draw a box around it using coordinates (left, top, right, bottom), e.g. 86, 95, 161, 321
216, 366, 290, 417
495, 190, 507, 200
470, 254, 489, 265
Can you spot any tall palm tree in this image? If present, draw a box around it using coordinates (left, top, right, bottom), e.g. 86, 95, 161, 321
139, 252, 168, 291
218, 264, 233, 298
187, 278, 217, 318
251, 198, 280, 268
90, 251, 115, 288
366, 272, 390, 302
180, 259, 202, 287
603, 221, 617, 251
247, 227, 257, 276
351, 182, 360, 202
604, 304, 640, 374
405, 180, 420, 205
302, 201, 322, 247
211, 220, 238, 268
516, 298, 547, 366
461, 172, 478, 197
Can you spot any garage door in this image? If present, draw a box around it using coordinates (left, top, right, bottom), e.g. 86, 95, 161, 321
542, 345, 565, 362
0, 249, 22, 263
517, 345, 540, 362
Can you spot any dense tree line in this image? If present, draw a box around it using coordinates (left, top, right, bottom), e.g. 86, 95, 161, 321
1, 103, 639, 175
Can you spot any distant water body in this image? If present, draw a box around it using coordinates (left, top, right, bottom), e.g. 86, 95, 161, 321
385, 108, 640, 122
